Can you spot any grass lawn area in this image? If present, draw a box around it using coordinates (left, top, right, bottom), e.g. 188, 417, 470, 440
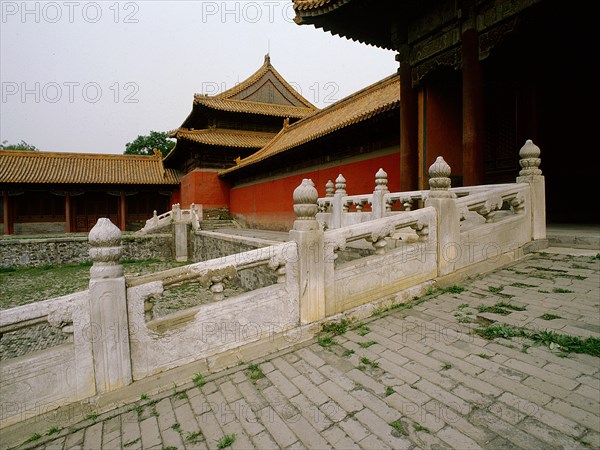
0, 259, 187, 310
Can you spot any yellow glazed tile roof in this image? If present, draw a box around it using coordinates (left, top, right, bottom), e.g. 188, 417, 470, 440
216, 55, 317, 109
293, 0, 346, 12
173, 128, 277, 148
0, 150, 181, 185
192, 97, 315, 118
220, 73, 399, 176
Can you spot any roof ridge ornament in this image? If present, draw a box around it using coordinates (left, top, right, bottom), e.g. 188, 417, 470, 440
264, 53, 271, 65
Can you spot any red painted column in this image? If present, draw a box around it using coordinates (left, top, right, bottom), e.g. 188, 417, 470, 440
65, 192, 72, 234
400, 60, 419, 191
2, 191, 10, 235
119, 192, 127, 231
462, 27, 485, 186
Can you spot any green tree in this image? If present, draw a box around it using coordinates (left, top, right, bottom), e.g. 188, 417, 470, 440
0, 140, 38, 151
124, 131, 175, 157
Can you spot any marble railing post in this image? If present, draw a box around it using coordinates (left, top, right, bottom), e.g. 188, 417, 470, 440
289, 179, 325, 324
332, 174, 346, 229
372, 168, 389, 219
88, 218, 132, 393
425, 157, 459, 276
517, 140, 546, 240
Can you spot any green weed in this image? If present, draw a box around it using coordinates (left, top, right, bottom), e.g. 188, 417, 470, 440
540, 313, 562, 320
359, 357, 379, 369
246, 364, 265, 383
193, 373, 206, 388
217, 434, 236, 449
552, 287, 574, 294
389, 419, 408, 436
413, 423, 430, 433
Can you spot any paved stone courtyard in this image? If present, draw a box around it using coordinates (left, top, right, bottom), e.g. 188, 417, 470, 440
4, 249, 599, 450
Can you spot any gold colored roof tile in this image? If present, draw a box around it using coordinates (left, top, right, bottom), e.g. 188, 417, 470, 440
220, 73, 400, 176
0, 151, 181, 185
174, 128, 276, 148
193, 97, 316, 119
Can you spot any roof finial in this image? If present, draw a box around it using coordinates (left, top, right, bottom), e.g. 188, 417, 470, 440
283, 117, 289, 128
264, 53, 270, 65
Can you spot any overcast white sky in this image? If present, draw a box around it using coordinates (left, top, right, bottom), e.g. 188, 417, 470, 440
1, 1, 398, 154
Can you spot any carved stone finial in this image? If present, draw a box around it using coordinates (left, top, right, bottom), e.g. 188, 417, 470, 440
335, 174, 346, 195
293, 179, 318, 220
519, 139, 542, 176
89, 218, 123, 279
374, 168, 389, 192
428, 156, 452, 197
325, 180, 335, 197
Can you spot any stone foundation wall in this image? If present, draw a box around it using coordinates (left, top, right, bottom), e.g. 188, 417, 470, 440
13, 222, 67, 235
0, 234, 173, 269
192, 231, 278, 289
192, 231, 273, 262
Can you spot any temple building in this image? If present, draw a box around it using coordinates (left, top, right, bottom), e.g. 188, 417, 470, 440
5, 0, 593, 237
0, 151, 179, 234
165, 55, 317, 218
221, 73, 400, 230
1, 56, 400, 234
292, 0, 598, 223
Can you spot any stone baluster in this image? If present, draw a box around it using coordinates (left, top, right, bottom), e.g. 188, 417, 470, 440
385, 200, 392, 212
428, 157, 452, 198
402, 198, 413, 211
325, 180, 335, 197
172, 203, 181, 221
144, 297, 155, 321
172, 203, 188, 262
517, 139, 546, 240
425, 156, 459, 276
475, 195, 503, 222
152, 210, 158, 226
209, 275, 226, 301
290, 179, 325, 324
372, 168, 388, 219
375, 168, 389, 193
335, 174, 347, 196
410, 222, 430, 242
88, 218, 132, 393
354, 199, 366, 212
268, 257, 287, 284
332, 174, 346, 229
322, 180, 335, 213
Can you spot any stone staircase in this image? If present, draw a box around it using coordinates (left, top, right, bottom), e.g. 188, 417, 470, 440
200, 219, 240, 231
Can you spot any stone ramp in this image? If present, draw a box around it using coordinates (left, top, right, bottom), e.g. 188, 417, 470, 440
3, 250, 599, 450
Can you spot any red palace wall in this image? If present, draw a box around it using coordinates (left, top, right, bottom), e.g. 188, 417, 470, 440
229, 150, 400, 231
179, 170, 230, 209
423, 81, 463, 184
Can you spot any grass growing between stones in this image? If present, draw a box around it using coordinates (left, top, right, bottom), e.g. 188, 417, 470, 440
389, 419, 408, 436
413, 423, 430, 433
477, 301, 527, 315
192, 373, 206, 388
217, 434, 236, 449
475, 323, 600, 357
540, 313, 562, 320
245, 364, 265, 383
185, 431, 203, 443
